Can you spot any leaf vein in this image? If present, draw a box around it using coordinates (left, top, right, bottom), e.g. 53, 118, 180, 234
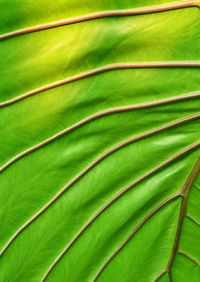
1, 63, 200, 107
185, 214, 200, 227
178, 251, 200, 267
0, 116, 199, 257
0, 0, 198, 40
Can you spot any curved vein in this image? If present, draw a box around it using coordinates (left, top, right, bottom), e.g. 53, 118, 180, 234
194, 184, 200, 191
185, 214, 200, 227
42, 144, 200, 281
93, 156, 200, 281
154, 270, 167, 281
0, 1, 198, 40
1, 62, 200, 107
1, 92, 199, 173
0, 115, 199, 257
178, 251, 200, 267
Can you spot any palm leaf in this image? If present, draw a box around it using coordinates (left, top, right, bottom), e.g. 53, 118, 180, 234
0, 0, 200, 281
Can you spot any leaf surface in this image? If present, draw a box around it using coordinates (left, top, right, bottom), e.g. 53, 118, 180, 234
0, 1, 200, 281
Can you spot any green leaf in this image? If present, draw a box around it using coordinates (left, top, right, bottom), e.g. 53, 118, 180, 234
0, 1, 200, 281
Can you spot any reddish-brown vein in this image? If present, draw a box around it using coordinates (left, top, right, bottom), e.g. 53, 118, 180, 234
166, 157, 200, 281
154, 158, 200, 281
178, 251, 200, 267
154, 270, 167, 281
0, 115, 199, 257
1, 93, 199, 173
0, 1, 198, 40
185, 214, 200, 227
1, 62, 200, 107
93, 157, 200, 282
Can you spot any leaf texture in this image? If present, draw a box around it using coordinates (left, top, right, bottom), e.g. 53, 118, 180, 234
0, 0, 200, 281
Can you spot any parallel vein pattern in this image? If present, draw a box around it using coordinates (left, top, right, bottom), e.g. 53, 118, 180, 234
42, 150, 200, 281
0, 0, 200, 281
1, 114, 199, 257
1, 92, 199, 173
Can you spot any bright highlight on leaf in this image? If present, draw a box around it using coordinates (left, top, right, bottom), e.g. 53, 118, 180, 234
0, 0, 199, 281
